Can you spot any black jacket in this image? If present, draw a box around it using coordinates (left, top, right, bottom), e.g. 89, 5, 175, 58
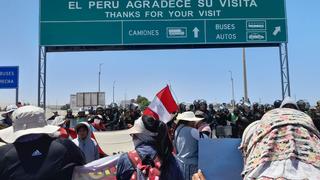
0, 135, 85, 180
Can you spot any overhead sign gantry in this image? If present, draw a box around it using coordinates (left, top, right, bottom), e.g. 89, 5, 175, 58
41, 0, 287, 49
38, 0, 290, 108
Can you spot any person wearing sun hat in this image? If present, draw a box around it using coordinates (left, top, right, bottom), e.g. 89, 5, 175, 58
0, 104, 18, 129
0, 106, 85, 180
174, 111, 204, 180
116, 115, 183, 180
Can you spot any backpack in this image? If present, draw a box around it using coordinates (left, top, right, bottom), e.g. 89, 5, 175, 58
127, 150, 162, 180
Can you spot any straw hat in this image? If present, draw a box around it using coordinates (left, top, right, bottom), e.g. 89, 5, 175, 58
176, 111, 204, 122
49, 116, 66, 126
1, 105, 18, 117
0, 106, 59, 143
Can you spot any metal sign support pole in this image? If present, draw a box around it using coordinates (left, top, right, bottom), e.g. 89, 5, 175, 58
16, 88, 19, 105
279, 43, 291, 99
38, 46, 47, 110
16, 67, 19, 105
242, 48, 249, 103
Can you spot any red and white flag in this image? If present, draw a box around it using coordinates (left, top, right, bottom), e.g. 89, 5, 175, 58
143, 85, 178, 123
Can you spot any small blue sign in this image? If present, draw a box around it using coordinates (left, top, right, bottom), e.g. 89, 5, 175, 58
199, 139, 243, 180
0, 66, 19, 89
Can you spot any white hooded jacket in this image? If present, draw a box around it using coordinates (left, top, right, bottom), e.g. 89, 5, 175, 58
73, 122, 99, 163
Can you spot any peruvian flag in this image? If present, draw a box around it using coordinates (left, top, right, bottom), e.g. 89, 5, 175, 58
143, 85, 178, 123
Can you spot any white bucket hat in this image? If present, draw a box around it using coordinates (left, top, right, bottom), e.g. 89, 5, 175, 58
1, 105, 18, 117
176, 111, 204, 123
127, 117, 158, 137
49, 116, 66, 126
0, 106, 59, 143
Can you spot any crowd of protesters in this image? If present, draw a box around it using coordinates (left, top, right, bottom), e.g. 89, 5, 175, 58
116, 97, 320, 180
2, 98, 320, 141
1, 98, 320, 179
177, 98, 320, 138
44, 103, 141, 132
23, 98, 320, 139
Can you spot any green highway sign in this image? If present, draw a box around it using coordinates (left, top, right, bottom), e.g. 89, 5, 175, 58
40, 0, 287, 48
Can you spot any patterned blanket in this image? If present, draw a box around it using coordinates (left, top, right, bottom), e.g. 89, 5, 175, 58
240, 108, 320, 177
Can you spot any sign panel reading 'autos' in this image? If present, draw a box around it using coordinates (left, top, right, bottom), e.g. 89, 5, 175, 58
40, 0, 287, 47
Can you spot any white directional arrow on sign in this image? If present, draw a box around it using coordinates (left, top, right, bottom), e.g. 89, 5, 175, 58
273, 26, 281, 36
193, 27, 199, 38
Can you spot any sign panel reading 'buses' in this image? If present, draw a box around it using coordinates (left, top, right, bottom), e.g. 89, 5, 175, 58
40, 0, 287, 47
0, 67, 19, 89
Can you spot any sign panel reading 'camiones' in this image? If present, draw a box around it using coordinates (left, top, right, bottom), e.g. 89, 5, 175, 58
40, 0, 287, 47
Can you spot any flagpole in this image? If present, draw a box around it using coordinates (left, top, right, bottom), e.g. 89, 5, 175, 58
168, 83, 179, 105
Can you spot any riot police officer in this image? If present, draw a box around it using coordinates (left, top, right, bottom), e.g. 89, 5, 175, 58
274, 100, 282, 109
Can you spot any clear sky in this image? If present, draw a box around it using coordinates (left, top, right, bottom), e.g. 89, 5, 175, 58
0, 1, 320, 106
